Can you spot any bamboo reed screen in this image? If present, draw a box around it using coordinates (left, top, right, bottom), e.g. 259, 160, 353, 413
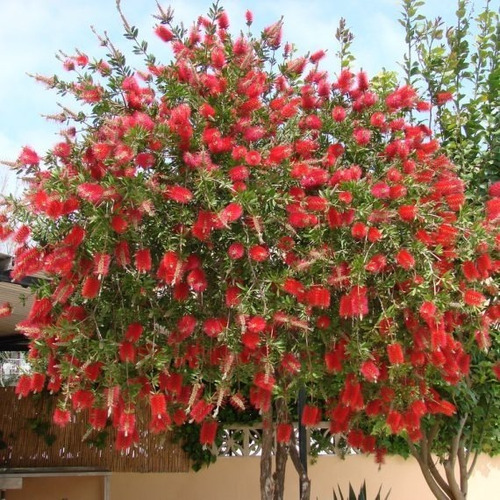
0, 388, 189, 472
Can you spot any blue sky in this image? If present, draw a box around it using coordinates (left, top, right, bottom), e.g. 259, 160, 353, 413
0, 0, 460, 195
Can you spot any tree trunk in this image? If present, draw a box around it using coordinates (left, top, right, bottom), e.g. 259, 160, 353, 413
289, 433, 311, 500
260, 408, 274, 500
273, 441, 288, 500
409, 433, 470, 500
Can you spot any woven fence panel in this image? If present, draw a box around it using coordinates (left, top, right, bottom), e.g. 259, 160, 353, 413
0, 388, 189, 472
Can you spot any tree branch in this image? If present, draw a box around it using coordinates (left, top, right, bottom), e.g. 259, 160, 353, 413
408, 439, 450, 500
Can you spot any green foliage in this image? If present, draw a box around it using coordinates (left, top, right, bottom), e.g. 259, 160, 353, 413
401, 0, 500, 194
27, 417, 56, 446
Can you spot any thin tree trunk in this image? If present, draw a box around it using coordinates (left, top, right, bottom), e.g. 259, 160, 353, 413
273, 398, 289, 500
260, 407, 274, 500
273, 441, 288, 500
289, 433, 311, 500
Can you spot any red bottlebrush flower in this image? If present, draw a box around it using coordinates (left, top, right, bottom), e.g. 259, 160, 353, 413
157, 251, 182, 284
82, 276, 101, 299
227, 242, 245, 259
351, 222, 368, 239
53, 141, 72, 158
347, 429, 365, 449
119, 341, 136, 363
420, 301, 437, 322
173, 282, 189, 301
192, 211, 213, 241
396, 249, 415, 270
72, 389, 94, 411
89, 408, 107, 430
150, 393, 167, 417
283, 278, 305, 300
438, 400, 456, 416
324, 347, 344, 373
436, 91, 453, 105
118, 411, 136, 436
165, 185, 193, 204
53, 408, 71, 427
94, 253, 111, 276
305, 196, 328, 212
191, 399, 213, 423
114, 241, 131, 267
387, 343, 404, 365
488, 181, 500, 198
398, 205, 417, 221
176, 315, 197, 340
249, 245, 269, 262
15, 375, 32, 397
386, 410, 403, 433
225, 285, 241, 307
84, 362, 103, 382
247, 315, 267, 333
371, 182, 390, 199
332, 106, 347, 122
187, 268, 207, 292
0, 302, 13, 318
353, 128, 371, 146
492, 362, 500, 380
365, 254, 387, 273
268, 144, 292, 164
135, 248, 152, 272
339, 286, 368, 318
200, 420, 218, 445
203, 317, 225, 337
463, 289, 486, 307
155, 25, 174, 42
276, 423, 293, 443
281, 353, 300, 374
125, 323, 143, 343
254, 372, 275, 392
62, 225, 85, 246
135, 152, 155, 168
111, 215, 129, 233
245, 150, 261, 165
242, 330, 260, 350
305, 286, 330, 308
77, 183, 105, 204
335, 69, 354, 94
18, 146, 40, 165
338, 191, 353, 204
476, 253, 493, 278
30, 373, 45, 393
370, 111, 386, 128
316, 315, 331, 329
218, 203, 243, 226
367, 227, 383, 242
302, 405, 321, 427
14, 225, 30, 244
486, 199, 500, 221
228, 165, 249, 181
360, 360, 379, 382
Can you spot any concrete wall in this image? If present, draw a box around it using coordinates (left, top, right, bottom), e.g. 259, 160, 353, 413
4, 455, 500, 499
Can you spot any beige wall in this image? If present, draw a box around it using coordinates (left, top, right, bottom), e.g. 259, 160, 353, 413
6, 476, 104, 500
4, 455, 500, 499
111, 455, 500, 500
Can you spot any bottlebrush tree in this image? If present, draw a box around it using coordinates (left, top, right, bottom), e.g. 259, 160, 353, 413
1, 3, 499, 500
